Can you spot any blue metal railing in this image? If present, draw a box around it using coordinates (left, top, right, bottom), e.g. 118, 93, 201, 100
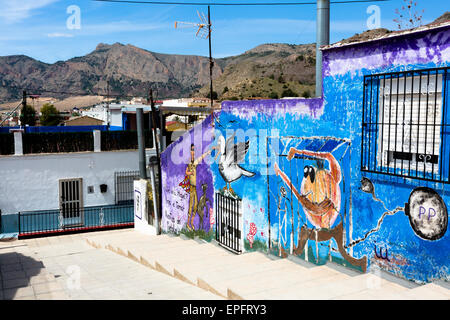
18, 204, 134, 237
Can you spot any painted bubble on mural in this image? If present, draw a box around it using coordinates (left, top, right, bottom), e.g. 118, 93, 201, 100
405, 187, 448, 241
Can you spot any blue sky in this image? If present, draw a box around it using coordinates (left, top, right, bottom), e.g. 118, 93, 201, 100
0, 0, 447, 63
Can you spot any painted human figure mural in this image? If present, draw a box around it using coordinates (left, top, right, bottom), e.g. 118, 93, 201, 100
274, 147, 341, 229
182, 143, 213, 231
271, 140, 367, 271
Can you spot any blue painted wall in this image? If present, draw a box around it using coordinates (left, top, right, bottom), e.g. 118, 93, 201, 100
0, 125, 108, 133
161, 25, 450, 283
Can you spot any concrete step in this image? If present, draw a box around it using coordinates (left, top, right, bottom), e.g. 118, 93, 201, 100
400, 283, 450, 300
113, 236, 192, 257
87, 230, 179, 247
252, 271, 409, 300
90, 233, 185, 255
332, 281, 412, 300
131, 240, 217, 269
172, 250, 255, 285
227, 263, 347, 299
173, 255, 239, 285
85, 231, 450, 300
196, 254, 290, 297
201, 258, 311, 298
126, 240, 205, 264
86, 230, 152, 248
123, 236, 195, 254
151, 244, 234, 277
248, 271, 354, 299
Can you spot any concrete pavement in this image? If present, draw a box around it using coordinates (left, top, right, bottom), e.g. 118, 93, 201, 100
1, 228, 448, 300
0, 229, 222, 300
85, 229, 450, 300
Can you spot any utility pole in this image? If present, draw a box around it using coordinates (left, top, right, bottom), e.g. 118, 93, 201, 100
136, 107, 147, 180
149, 88, 162, 234
20, 90, 27, 126
106, 80, 110, 127
315, 0, 330, 98
207, 5, 215, 127
208, 5, 213, 109
22, 90, 27, 110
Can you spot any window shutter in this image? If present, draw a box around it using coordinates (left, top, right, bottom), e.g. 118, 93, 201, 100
377, 73, 443, 175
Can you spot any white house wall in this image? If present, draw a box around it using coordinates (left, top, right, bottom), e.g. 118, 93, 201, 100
0, 150, 139, 215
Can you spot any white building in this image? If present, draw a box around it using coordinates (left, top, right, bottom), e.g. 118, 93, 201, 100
108, 103, 154, 130
0, 130, 157, 238
81, 104, 109, 125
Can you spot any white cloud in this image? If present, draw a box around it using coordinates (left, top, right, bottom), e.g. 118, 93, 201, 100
214, 18, 401, 37
47, 32, 74, 38
80, 20, 166, 35
0, 0, 59, 23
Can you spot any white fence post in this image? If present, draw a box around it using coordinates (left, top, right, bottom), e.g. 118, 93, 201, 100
93, 130, 101, 152
13, 131, 23, 156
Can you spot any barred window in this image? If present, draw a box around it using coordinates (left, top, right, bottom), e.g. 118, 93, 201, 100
361, 67, 449, 183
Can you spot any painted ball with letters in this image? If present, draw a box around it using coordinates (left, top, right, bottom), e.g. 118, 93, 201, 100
405, 187, 448, 241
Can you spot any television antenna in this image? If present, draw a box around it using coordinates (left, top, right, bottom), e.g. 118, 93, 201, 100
174, 10, 210, 39
175, 6, 216, 126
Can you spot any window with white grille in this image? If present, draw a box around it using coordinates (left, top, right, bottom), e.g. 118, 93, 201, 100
362, 67, 449, 183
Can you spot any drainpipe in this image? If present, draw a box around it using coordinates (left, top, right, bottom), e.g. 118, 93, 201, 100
316, 0, 330, 98
136, 108, 147, 179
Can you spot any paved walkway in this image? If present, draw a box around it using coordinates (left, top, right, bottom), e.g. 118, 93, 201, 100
85, 229, 450, 300
0, 229, 221, 300
1, 228, 448, 300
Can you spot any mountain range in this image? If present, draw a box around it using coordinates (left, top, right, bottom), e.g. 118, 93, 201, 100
0, 41, 316, 104
1, 12, 447, 105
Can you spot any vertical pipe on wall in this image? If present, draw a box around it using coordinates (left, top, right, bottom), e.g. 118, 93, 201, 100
136, 108, 147, 180
315, 0, 330, 98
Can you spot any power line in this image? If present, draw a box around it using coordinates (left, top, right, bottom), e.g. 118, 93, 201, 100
94, 0, 389, 6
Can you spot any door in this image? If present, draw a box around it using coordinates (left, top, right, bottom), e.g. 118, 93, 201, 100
59, 178, 83, 228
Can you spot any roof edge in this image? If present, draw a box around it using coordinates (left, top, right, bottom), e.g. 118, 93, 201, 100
321, 21, 450, 51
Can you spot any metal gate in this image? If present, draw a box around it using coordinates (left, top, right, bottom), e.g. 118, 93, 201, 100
215, 192, 242, 254
59, 178, 83, 228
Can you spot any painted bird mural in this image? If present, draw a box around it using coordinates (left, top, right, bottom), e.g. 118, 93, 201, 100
216, 133, 255, 194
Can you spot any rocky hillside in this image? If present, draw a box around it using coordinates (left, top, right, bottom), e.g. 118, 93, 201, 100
197, 43, 317, 100
0, 42, 223, 103
0, 41, 316, 103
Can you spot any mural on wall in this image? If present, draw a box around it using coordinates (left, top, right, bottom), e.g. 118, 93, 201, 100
158, 24, 449, 283
354, 178, 448, 280
181, 143, 214, 231
216, 131, 255, 197
268, 139, 448, 275
268, 136, 367, 271
213, 130, 256, 253
161, 116, 216, 239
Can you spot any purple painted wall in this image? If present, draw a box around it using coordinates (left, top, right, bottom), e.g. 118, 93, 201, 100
161, 116, 215, 237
